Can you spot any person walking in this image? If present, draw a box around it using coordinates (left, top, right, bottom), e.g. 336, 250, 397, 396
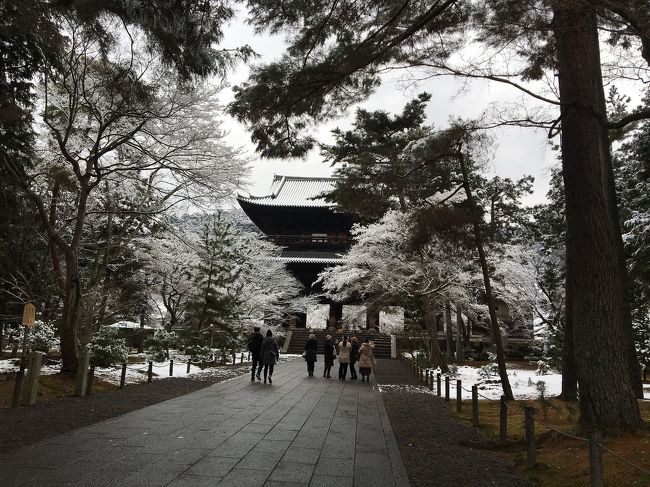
247, 326, 264, 381
349, 336, 359, 380
337, 336, 352, 380
261, 330, 279, 384
358, 338, 376, 382
323, 335, 335, 378
304, 334, 318, 377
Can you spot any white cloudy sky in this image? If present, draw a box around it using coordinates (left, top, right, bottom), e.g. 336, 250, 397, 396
218, 9, 558, 205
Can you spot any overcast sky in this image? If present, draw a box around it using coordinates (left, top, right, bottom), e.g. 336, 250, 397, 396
219, 9, 558, 206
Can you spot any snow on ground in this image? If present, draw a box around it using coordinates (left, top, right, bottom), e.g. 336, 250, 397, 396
0, 352, 305, 386
379, 362, 564, 400
399, 359, 650, 401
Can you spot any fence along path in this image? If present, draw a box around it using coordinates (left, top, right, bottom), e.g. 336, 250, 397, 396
0, 358, 410, 487
401, 354, 650, 487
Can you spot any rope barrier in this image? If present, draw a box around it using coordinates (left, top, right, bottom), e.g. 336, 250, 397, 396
598, 443, 650, 475
404, 356, 650, 479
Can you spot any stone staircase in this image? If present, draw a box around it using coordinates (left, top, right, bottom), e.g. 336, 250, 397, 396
285, 328, 393, 359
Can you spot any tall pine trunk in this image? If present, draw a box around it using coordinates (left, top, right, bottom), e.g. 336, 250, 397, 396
421, 296, 449, 373
445, 300, 454, 363
458, 152, 514, 400
560, 283, 578, 401
553, 4, 642, 432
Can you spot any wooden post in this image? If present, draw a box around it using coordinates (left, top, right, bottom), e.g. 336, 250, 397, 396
428, 371, 434, 391
12, 364, 25, 408
186, 361, 191, 374
589, 431, 604, 487
419, 366, 424, 382
75, 347, 91, 397
445, 376, 450, 402
524, 406, 536, 468
456, 380, 462, 412
240, 353, 244, 363
232, 352, 235, 365
437, 373, 441, 396
21, 352, 44, 406
169, 359, 174, 377
247, 352, 251, 361
147, 361, 153, 383
472, 385, 479, 426
86, 366, 95, 396
499, 395, 508, 445
120, 363, 127, 388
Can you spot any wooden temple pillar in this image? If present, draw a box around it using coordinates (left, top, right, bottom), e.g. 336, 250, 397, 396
366, 307, 380, 332
328, 303, 343, 331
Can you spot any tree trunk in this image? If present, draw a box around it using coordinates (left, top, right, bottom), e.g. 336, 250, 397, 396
60, 253, 82, 372
553, 4, 642, 432
456, 305, 464, 365
560, 282, 578, 401
421, 296, 448, 373
459, 152, 514, 400
445, 300, 454, 363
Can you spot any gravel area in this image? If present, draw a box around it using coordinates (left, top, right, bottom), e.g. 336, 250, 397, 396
374, 359, 530, 487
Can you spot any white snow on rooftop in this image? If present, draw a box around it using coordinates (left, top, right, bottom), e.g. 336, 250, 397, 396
238, 175, 337, 208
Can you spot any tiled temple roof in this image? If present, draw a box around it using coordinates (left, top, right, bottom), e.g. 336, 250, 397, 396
237, 175, 336, 208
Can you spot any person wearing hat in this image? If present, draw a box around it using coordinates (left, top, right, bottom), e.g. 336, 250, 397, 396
323, 335, 335, 378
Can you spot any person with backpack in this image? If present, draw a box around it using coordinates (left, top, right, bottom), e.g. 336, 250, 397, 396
247, 326, 264, 382
261, 329, 279, 384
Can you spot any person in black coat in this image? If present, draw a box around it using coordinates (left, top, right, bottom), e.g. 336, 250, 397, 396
323, 335, 335, 379
304, 334, 318, 377
349, 336, 359, 380
247, 326, 264, 381
260, 330, 279, 384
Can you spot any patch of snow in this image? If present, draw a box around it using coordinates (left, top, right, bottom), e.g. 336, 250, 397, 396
108, 321, 156, 330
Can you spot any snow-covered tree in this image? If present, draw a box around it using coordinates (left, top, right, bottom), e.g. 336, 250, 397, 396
4, 20, 248, 370
320, 208, 476, 372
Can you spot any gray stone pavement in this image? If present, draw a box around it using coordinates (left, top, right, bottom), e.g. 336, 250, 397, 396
1, 359, 410, 487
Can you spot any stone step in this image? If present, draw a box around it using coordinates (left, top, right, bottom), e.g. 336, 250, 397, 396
285, 328, 392, 358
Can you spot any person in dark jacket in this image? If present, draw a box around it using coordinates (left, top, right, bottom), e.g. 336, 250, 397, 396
261, 330, 279, 384
349, 336, 359, 380
247, 326, 264, 381
304, 334, 318, 377
323, 335, 335, 378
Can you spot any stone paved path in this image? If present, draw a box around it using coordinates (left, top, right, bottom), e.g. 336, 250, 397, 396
1, 359, 410, 487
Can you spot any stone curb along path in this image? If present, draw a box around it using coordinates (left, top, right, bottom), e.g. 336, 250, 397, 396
1, 358, 410, 487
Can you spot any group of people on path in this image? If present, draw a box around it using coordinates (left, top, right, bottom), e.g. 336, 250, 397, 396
247, 327, 279, 384
246, 327, 377, 385
304, 334, 376, 382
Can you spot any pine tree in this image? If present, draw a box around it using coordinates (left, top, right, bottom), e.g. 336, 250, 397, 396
184, 214, 247, 353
